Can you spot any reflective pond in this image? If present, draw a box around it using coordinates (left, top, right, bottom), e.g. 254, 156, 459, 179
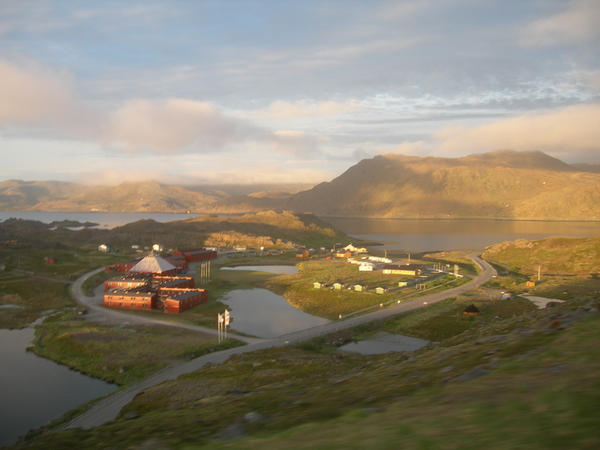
338, 332, 430, 355
221, 288, 329, 338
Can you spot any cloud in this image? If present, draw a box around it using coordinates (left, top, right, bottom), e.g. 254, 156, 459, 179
0, 59, 100, 135
267, 130, 327, 157
74, 167, 175, 186
106, 98, 260, 153
433, 103, 600, 162
254, 100, 359, 120
78, 165, 334, 186
0, 58, 327, 158
519, 0, 600, 46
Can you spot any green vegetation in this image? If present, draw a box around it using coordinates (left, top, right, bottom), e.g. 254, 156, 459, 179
483, 236, 600, 300
12, 298, 600, 450
0, 277, 73, 328
5, 224, 600, 449
483, 236, 600, 275
30, 315, 244, 385
381, 295, 537, 341
266, 258, 469, 319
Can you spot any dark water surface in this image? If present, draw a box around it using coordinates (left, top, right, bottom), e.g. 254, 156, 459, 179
0, 327, 117, 447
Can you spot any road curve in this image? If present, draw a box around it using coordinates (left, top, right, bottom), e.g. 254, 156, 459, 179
62, 254, 496, 431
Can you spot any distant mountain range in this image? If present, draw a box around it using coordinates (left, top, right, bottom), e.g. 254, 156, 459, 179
2, 150, 600, 220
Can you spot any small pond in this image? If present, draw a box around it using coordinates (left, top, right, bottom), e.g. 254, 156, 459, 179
0, 327, 117, 447
339, 331, 430, 355
221, 288, 328, 338
220, 265, 298, 274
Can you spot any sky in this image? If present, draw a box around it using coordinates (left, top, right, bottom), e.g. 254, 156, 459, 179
1, 0, 599, 186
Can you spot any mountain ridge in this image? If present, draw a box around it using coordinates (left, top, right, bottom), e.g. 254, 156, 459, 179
1, 150, 599, 219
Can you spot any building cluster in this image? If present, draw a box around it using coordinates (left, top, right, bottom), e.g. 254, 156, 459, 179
313, 247, 428, 294
103, 249, 217, 314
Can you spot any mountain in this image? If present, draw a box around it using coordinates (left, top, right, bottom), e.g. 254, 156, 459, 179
2, 150, 599, 219
278, 150, 600, 219
0, 181, 309, 213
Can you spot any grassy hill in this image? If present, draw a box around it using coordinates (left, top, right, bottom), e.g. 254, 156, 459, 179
483, 236, 600, 276
12, 297, 599, 449
0, 211, 349, 251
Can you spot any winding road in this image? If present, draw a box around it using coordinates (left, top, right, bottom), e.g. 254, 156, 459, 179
62, 254, 496, 431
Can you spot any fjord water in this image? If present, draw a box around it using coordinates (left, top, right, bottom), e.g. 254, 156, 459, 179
0, 328, 116, 447
322, 217, 600, 252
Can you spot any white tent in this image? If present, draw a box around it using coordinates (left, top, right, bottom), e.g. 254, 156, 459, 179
129, 253, 175, 274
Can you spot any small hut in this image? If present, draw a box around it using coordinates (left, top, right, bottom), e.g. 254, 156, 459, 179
463, 304, 480, 316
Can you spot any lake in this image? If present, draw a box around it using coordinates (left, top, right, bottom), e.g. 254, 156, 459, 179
0, 327, 116, 447
322, 217, 600, 252
221, 288, 329, 338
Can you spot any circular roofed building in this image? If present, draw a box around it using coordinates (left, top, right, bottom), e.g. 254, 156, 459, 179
129, 253, 177, 276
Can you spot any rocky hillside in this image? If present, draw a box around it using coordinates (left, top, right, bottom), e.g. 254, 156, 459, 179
279, 149, 600, 219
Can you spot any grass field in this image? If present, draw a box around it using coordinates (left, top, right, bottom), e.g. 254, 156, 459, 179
13, 297, 599, 450
31, 314, 244, 385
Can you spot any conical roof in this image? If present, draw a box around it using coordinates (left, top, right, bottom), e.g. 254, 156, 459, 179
463, 304, 480, 313
129, 253, 176, 274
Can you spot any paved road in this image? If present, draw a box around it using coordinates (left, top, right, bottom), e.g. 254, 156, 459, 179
62, 254, 496, 430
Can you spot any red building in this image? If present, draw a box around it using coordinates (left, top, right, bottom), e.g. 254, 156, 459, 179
104, 289, 157, 310
103, 251, 213, 314
174, 249, 218, 262
162, 288, 208, 313
104, 274, 152, 292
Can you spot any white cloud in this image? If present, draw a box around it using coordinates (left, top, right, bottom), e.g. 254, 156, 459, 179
78, 165, 334, 186
429, 103, 600, 162
106, 98, 259, 153
75, 168, 175, 186
0, 59, 100, 136
267, 130, 327, 157
519, 0, 600, 46
0, 59, 327, 158
253, 100, 359, 120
